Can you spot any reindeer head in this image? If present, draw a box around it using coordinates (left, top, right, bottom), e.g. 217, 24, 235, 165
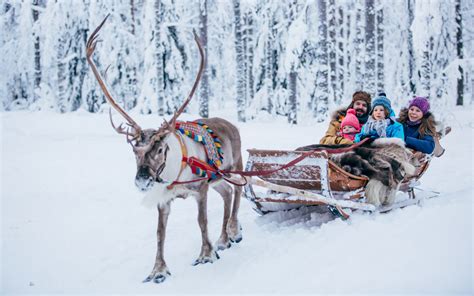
86, 15, 204, 192
131, 127, 172, 191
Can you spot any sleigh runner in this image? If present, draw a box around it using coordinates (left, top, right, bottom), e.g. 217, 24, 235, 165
243, 142, 438, 217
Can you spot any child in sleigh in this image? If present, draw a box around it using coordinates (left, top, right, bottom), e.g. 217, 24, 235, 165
337, 108, 361, 143
354, 95, 404, 143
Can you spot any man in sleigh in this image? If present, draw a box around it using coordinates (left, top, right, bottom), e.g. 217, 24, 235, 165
319, 91, 372, 146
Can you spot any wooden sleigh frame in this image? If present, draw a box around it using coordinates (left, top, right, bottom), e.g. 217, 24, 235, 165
243, 148, 434, 218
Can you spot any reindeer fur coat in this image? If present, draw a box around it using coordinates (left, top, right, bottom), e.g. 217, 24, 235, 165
329, 138, 416, 206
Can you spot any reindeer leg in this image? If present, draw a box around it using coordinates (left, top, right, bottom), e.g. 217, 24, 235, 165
143, 202, 171, 284
227, 176, 243, 243
192, 184, 219, 265
213, 182, 232, 250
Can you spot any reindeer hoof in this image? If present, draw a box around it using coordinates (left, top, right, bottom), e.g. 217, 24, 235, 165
153, 275, 167, 284
230, 236, 242, 243
192, 251, 220, 266
143, 270, 171, 284
216, 239, 232, 250
228, 223, 243, 244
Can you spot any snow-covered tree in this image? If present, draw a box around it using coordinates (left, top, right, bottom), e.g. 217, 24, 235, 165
455, 0, 464, 105
354, 1, 365, 89
407, 0, 416, 96
251, 1, 275, 116
327, 0, 337, 104
242, 2, 255, 111
344, 2, 353, 99
419, 36, 433, 97
365, 0, 376, 95
336, 4, 345, 105
207, 0, 234, 112
314, 0, 329, 122
287, 0, 298, 125
232, 0, 246, 122
32, 0, 45, 104
262, 2, 275, 114
375, 0, 384, 93
3, 2, 34, 111
199, 0, 209, 118
154, 0, 166, 116
51, 1, 89, 112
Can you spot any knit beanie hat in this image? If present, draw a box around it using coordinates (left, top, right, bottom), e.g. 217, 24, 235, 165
408, 96, 430, 115
341, 109, 361, 131
371, 95, 392, 114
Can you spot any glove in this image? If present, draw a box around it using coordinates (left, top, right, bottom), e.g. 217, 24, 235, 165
360, 129, 377, 139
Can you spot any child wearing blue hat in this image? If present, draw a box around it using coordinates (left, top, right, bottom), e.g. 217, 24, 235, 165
354, 94, 404, 142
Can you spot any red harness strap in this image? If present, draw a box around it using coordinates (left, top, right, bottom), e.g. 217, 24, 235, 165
186, 156, 218, 176
166, 132, 221, 189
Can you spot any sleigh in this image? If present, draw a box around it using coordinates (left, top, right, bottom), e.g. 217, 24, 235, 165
243, 140, 441, 218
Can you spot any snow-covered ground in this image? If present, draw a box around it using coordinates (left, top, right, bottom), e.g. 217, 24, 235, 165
1, 106, 473, 294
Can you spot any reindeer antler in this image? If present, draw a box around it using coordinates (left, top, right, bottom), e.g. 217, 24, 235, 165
86, 14, 142, 139
108, 108, 140, 141
162, 30, 205, 132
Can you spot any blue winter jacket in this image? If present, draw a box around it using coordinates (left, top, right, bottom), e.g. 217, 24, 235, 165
403, 123, 435, 154
354, 114, 405, 143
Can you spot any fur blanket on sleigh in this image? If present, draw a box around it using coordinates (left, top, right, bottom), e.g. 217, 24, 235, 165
297, 138, 417, 207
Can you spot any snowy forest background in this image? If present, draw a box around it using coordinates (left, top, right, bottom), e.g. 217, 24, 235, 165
1, 0, 472, 124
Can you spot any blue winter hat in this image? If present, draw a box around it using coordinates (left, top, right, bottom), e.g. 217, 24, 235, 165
370, 95, 392, 114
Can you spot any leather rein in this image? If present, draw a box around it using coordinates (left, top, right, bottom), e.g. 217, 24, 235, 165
162, 134, 371, 189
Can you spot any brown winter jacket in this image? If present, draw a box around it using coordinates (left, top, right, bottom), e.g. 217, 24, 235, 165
319, 107, 353, 145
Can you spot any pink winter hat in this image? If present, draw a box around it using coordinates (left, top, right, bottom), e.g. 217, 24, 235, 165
341, 109, 361, 131
409, 96, 430, 115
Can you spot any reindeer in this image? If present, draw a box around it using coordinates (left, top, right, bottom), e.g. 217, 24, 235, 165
86, 15, 243, 284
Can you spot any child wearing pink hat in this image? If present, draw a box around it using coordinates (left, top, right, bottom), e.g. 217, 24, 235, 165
338, 109, 361, 142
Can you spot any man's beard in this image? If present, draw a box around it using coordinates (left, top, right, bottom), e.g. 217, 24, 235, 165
355, 108, 366, 116
355, 109, 369, 124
